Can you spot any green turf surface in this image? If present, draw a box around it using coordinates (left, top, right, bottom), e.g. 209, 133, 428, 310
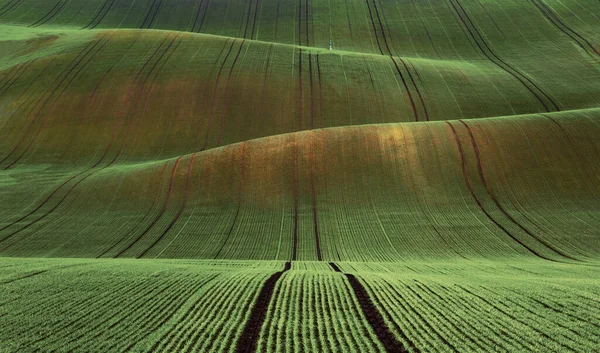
0, 0, 599, 352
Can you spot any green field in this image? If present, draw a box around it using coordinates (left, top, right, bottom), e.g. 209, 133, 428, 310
0, 0, 599, 352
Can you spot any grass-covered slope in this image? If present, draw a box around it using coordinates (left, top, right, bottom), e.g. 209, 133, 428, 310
1, 0, 599, 352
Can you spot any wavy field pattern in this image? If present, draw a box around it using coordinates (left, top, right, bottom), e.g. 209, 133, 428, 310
0, 0, 599, 352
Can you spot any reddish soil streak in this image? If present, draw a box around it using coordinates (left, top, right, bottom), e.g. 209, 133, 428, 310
398, 58, 429, 121
309, 132, 322, 261
235, 262, 291, 353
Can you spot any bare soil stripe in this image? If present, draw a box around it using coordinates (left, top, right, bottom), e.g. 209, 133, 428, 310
214, 142, 246, 259
190, 0, 206, 32
449, 0, 559, 112
202, 38, 237, 151
316, 54, 324, 128
458, 120, 578, 261
292, 133, 299, 261
235, 262, 291, 353
217, 39, 245, 146
445, 121, 557, 261
196, 0, 211, 33
309, 131, 322, 261
250, 0, 261, 39
145, 0, 166, 29
328, 263, 417, 352
390, 56, 419, 121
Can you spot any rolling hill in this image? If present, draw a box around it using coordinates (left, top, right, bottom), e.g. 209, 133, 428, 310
1, 0, 599, 352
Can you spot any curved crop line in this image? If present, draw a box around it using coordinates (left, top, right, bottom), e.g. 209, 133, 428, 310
189, 0, 205, 32
328, 264, 415, 352
389, 56, 419, 122
444, 121, 558, 262
397, 58, 429, 121
242, 0, 254, 38
217, 39, 245, 146
235, 262, 291, 353
139, 153, 198, 258
305, 0, 310, 46
28, 0, 67, 28
308, 53, 315, 130
196, 0, 211, 33
145, 0, 166, 30
451, 0, 560, 112
85, 0, 117, 30
297, 49, 303, 130
529, 0, 600, 61
201, 38, 236, 151
365, 0, 384, 55
0, 0, 21, 17
114, 157, 182, 258
82, 0, 112, 29
292, 133, 299, 261
4, 35, 115, 170
0, 34, 172, 245
316, 54, 324, 128
214, 142, 246, 259
371, 0, 392, 55
249, 0, 261, 39
458, 120, 579, 261
96, 162, 169, 258
139, 0, 159, 29
0, 36, 106, 169
0, 61, 22, 91
0, 59, 34, 98
309, 131, 322, 261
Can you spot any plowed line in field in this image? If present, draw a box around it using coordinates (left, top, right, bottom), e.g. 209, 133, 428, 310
0, 0, 23, 18
309, 131, 322, 261
297, 0, 302, 46
139, 154, 197, 257
196, 0, 211, 33
28, 0, 66, 27
390, 56, 419, 121
530, 0, 600, 61
97, 162, 169, 258
0, 34, 174, 246
365, 0, 384, 55
449, 0, 559, 112
297, 49, 304, 131
217, 39, 245, 146
305, 0, 310, 46
329, 264, 416, 352
202, 38, 236, 151
190, 0, 205, 32
145, 0, 166, 29
242, 0, 254, 38
114, 157, 181, 258
83, 0, 117, 29
0, 60, 34, 99
215, 143, 246, 259
398, 58, 429, 121
140, 0, 159, 29
457, 285, 574, 351
371, 0, 392, 55
0, 38, 101, 168
3, 33, 115, 170
316, 54, 324, 128
292, 133, 299, 261
459, 120, 578, 261
235, 262, 291, 353
250, 0, 261, 39
445, 121, 556, 261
